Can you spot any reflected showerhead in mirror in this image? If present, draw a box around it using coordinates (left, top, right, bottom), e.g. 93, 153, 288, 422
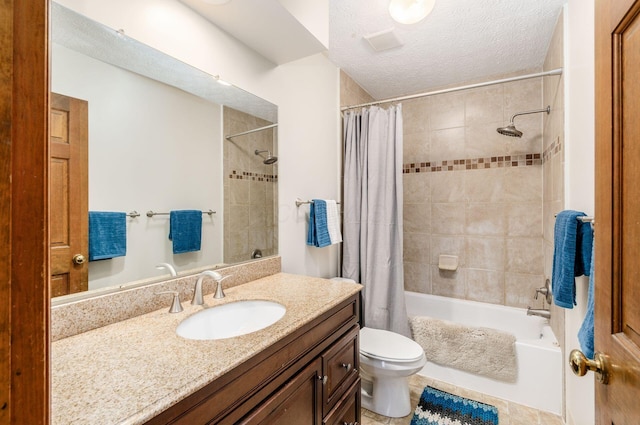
497, 123, 523, 138
255, 149, 278, 165
497, 106, 550, 138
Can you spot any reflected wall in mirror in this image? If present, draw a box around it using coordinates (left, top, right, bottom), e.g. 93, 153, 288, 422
50, 2, 278, 301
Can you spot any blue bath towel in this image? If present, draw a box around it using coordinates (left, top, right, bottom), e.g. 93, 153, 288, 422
578, 242, 596, 359
306, 200, 331, 248
168, 210, 202, 254
552, 210, 594, 308
88, 211, 127, 261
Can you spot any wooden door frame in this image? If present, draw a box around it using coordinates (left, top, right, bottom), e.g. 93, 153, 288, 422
1, 0, 50, 424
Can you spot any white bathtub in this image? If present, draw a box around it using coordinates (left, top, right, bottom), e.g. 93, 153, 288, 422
405, 291, 562, 414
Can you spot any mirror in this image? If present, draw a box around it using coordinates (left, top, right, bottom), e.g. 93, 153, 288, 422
50, 2, 278, 303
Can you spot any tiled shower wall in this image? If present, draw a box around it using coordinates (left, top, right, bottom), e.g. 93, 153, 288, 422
223, 107, 278, 264
402, 79, 546, 308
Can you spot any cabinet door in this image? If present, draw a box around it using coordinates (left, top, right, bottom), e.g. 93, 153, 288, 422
323, 379, 360, 425
238, 358, 323, 425
322, 325, 359, 416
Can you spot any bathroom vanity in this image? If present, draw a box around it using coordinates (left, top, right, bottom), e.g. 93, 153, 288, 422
51, 274, 361, 425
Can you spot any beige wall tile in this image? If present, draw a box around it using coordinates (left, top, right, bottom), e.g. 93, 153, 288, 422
505, 237, 544, 274
504, 166, 542, 203
431, 203, 465, 235
429, 92, 465, 130
506, 203, 542, 237
466, 268, 505, 304
404, 261, 432, 294
465, 122, 509, 158
505, 272, 545, 308
430, 127, 465, 161
404, 173, 431, 203
465, 85, 504, 125
403, 131, 430, 164
465, 168, 505, 202
503, 78, 543, 122
431, 265, 466, 298
403, 97, 430, 134
404, 232, 431, 263
466, 203, 506, 236
430, 171, 465, 203
404, 203, 431, 233
430, 236, 466, 266
466, 236, 505, 271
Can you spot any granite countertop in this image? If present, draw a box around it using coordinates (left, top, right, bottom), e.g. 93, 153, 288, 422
51, 273, 361, 425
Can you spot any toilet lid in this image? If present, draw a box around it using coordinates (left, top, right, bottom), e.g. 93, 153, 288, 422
360, 327, 425, 363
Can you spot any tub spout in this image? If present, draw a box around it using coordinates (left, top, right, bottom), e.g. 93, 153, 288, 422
527, 307, 551, 319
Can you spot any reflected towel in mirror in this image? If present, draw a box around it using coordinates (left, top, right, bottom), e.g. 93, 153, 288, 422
168, 210, 202, 254
88, 211, 127, 261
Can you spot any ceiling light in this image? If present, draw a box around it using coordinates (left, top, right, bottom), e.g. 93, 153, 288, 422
389, 0, 435, 25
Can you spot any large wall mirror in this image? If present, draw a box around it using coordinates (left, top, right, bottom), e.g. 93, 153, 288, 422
50, 2, 278, 304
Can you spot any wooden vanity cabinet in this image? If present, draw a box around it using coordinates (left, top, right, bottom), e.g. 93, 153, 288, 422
145, 294, 361, 425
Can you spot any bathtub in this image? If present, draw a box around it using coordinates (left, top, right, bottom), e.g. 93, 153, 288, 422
405, 291, 562, 414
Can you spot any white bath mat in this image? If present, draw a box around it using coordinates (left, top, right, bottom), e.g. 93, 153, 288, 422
410, 316, 518, 382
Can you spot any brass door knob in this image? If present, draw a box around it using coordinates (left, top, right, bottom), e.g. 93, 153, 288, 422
72, 254, 86, 265
569, 349, 610, 384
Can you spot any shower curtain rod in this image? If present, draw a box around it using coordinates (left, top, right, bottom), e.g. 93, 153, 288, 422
341, 68, 563, 111
225, 123, 278, 140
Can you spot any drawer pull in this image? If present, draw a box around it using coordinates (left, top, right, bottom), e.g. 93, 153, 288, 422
341, 363, 352, 372
318, 375, 328, 385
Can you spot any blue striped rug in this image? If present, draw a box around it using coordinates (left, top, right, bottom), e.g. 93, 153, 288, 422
410, 386, 499, 425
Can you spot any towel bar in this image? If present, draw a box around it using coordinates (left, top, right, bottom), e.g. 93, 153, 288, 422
295, 198, 341, 207
127, 211, 140, 218
146, 209, 216, 218
553, 213, 594, 222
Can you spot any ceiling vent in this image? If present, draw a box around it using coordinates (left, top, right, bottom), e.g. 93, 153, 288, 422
363, 28, 403, 52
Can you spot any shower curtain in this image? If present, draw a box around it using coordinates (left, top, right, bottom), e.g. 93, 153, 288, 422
342, 105, 410, 337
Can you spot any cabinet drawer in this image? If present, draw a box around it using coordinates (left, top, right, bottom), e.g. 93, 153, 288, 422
323, 379, 361, 425
322, 325, 359, 416
237, 358, 323, 425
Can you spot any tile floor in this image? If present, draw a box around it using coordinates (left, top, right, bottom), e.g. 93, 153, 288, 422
361, 375, 564, 425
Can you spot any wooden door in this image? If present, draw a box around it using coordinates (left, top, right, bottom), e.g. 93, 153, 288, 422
595, 0, 640, 422
50, 93, 88, 296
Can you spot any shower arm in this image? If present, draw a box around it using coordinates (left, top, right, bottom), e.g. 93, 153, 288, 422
508, 106, 551, 124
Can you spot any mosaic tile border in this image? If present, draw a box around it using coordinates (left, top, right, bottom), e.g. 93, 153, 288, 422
543, 137, 562, 162
229, 170, 278, 182
403, 153, 542, 174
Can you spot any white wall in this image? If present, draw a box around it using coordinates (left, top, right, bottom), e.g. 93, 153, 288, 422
55, 0, 342, 278
52, 43, 224, 290
563, 1, 596, 424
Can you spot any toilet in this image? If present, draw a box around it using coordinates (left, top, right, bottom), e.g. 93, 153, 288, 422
359, 326, 427, 418
329, 278, 426, 417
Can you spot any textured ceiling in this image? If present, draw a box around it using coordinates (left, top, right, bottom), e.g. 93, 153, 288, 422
329, 0, 567, 100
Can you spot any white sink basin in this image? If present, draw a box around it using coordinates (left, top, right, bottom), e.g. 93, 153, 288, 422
176, 300, 286, 340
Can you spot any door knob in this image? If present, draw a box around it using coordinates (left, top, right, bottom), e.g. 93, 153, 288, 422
72, 254, 86, 265
569, 349, 610, 384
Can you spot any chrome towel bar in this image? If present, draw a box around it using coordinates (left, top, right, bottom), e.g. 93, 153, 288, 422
146, 209, 216, 218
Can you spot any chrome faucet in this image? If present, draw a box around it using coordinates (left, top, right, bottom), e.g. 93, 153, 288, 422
534, 279, 553, 304
155, 262, 177, 277
192, 270, 221, 305
527, 307, 551, 319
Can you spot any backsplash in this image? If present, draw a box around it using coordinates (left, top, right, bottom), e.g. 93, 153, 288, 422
51, 256, 281, 341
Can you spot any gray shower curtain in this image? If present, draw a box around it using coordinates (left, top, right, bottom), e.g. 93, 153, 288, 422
342, 105, 410, 337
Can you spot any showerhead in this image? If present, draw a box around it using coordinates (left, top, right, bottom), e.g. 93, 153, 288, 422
496, 123, 523, 138
254, 149, 278, 165
496, 105, 550, 138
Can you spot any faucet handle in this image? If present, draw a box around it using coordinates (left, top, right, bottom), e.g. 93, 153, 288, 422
156, 291, 183, 313
213, 274, 232, 299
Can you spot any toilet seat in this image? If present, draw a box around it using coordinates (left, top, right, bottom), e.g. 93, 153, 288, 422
360, 327, 424, 363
